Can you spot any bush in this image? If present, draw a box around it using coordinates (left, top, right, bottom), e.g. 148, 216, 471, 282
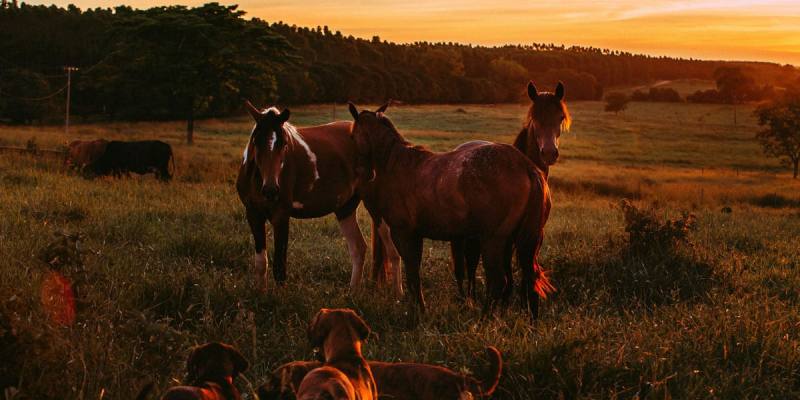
604, 92, 630, 113
621, 200, 696, 255
631, 87, 683, 103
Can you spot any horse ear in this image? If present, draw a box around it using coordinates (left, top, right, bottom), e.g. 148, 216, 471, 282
245, 100, 262, 121
527, 81, 538, 102
376, 101, 390, 114
555, 81, 565, 101
278, 108, 291, 124
348, 102, 359, 121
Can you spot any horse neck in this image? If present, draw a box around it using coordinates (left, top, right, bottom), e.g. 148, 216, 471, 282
370, 126, 428, 173
285, 127, 319, 187
513, 127, 549, 178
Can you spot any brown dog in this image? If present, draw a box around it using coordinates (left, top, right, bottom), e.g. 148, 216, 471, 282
259, 347, 502, 400
136, 342, 249, 400
296, 308, 377, 400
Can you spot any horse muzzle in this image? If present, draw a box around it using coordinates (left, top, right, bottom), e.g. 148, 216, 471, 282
261, 185, 280, 201
541, 148, 559, 166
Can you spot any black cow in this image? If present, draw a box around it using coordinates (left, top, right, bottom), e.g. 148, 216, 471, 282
91, 140, 174, 181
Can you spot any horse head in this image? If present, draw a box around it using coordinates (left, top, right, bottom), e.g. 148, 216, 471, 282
348, 101, 390, 183
525, 81, 570, 166
245, 101, 291, 202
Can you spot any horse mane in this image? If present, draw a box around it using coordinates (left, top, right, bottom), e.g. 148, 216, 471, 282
524, 95, 572, 133
375, 113, 428, 152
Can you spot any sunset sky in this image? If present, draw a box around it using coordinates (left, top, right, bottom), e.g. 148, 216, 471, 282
29, 0, 800, 65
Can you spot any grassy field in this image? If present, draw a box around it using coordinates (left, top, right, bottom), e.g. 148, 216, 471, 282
1, 100, 799, 399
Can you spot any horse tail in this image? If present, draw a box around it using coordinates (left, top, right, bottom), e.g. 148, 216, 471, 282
470, 346, 503, 397
517, 166, 555, 301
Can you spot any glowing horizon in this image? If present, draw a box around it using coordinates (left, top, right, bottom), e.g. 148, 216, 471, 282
24, 0, 800, 66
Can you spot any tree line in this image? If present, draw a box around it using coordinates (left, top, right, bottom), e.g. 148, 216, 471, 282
2, 2, 799, 132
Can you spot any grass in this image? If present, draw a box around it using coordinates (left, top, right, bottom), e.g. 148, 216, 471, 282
1, 101, 800, 399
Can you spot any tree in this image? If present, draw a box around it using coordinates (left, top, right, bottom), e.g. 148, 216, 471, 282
755, 96, 800, 178
714, 67, 756, 104
106, 4, 294, 144
604, 92, 629, 114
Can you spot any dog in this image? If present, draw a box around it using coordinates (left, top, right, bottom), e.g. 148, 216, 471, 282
135, 342, 249, 400
258, 347, 502, 400
295, 308, 377, 400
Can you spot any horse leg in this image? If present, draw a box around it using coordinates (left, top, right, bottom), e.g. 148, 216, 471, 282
271, 213, 290, 285
377, 221, 403, 297
450, 239, 466, 299
464, 238, 481, 300
371, 219, 387, 285
336, 211, 367, 289
501, 239, 514, 305
480, 238, 507, 315
246, 208, 268, 292
391, 231, 424, 315
517, 234, 542, 320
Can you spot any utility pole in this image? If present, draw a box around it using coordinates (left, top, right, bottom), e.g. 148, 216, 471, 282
64, 66, 79, 135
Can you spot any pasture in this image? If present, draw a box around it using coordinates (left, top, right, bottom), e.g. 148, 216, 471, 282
1, 100, 799, 399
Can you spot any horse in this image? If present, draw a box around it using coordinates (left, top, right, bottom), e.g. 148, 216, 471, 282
237, 102, 370, 292
348, 102, 553, 319
452, 81, 570, 301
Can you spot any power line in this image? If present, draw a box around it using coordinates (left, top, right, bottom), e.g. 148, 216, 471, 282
0, 84, 68, 101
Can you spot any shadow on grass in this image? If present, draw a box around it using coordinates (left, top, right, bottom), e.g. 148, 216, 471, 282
552, 247, 721, 312
550, 176, 644, 199
750, 193, 800, 209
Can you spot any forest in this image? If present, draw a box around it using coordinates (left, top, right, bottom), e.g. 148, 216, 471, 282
1, 1, 799, 125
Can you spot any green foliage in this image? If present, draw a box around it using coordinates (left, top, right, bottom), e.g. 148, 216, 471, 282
688, 67, 774, 104
3, 2, 799, 125
755, 95, 800, 178
631, 87, 683, 103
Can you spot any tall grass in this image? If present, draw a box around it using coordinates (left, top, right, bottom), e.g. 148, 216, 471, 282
1, 102, 799, 399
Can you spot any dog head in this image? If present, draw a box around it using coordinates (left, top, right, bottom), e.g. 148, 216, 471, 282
185, 342, 249, 384
307, 308, 370, 349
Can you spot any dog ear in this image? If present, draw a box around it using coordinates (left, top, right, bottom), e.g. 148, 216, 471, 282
224, 344, 249, 377
348, 311, 371, 341
185, 345, 203, 383
308, 309, 329, 348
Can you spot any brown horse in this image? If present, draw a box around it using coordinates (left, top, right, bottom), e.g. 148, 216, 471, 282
237, 102, 369, 292
452, 81, 570, 300
348, 102, 553, 319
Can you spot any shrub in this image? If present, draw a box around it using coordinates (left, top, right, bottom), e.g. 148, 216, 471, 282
604, 92, 629, 114
620, 200, 696, 255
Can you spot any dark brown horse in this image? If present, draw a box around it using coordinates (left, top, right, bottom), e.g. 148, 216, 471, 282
452, 81, 570, 300
237, 102, 370, 292
348, 102, 553, 318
